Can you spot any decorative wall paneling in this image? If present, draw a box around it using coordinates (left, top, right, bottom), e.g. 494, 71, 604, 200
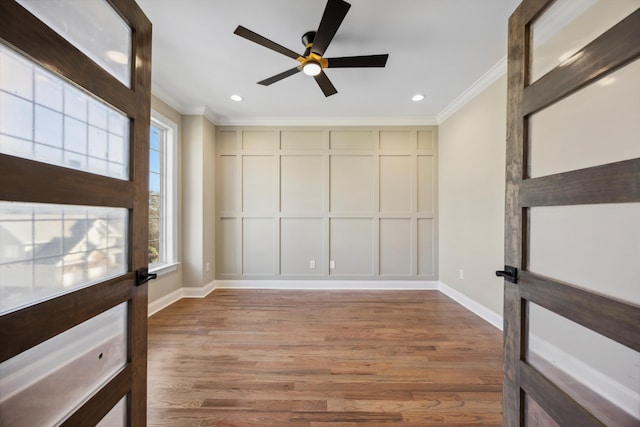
215, 127, 438, 282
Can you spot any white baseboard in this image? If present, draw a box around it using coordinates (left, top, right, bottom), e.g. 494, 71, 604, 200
529, 335, 640, 419
148, 288, 183, 316
214, 280, 439, 290
182, 281, 215, 298
438, 281, 503, 330
148, 281, 215, 316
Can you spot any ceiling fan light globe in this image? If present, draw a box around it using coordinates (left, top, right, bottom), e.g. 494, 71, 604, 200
302, 62, 322, 76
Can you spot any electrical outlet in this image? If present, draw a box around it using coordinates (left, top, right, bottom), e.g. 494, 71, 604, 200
206, 262, 210, 272
459, 269, 464, 280
330, 260, 336, 269
309, 260, 316, 269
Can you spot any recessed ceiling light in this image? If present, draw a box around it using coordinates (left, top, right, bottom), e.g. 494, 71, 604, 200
230, 94, 243, 102
412, 94, 425, 102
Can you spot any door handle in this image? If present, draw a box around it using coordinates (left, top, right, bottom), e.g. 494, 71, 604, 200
496, 265, 518, 284
135, 267, 157, 286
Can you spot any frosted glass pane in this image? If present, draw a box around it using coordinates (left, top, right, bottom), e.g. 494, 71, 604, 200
65, 151, 87, 170
0, 202, 128, 315
35, 69, 63, 111
108, 134, 125, 163
89, 126, 108, 157
0, 92, 33, 140
529, 0, 640, 83
529, 59, 640, 178
64, 117, 88, 154
34, 105, 63, 147
89, 100, 108, 129
0, 303, 128, 427
0, 49, 33, 99
529, 203, 640, 305
96, 397, 126, 427
33, 143, 62, 164
16, 0, 132, 87
64, 85, 88, 121
0, 134, 33, 157
528, 303, 640, 422
109, 111, 126, 136
0, 44, 129, 180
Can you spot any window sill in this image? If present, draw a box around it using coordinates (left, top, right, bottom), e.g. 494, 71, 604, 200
149, 262, 179, 278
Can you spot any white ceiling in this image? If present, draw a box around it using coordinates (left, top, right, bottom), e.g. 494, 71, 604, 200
136, 0, 520, 125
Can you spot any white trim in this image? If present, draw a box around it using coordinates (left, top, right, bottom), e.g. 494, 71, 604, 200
435, 58, 507, 124
212, 116, 439, 127
149, 111, 179, 270
148, 287, 183, 316
149, 261, 179, 277
151, 85, 187, 114
182, 281, 216, 298
214, 280, 439, 290
529, 335, 640, 419
438, 281, 503, 330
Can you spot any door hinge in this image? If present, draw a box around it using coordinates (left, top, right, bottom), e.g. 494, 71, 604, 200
135, 267, 157, 286
495, 265, 518, 284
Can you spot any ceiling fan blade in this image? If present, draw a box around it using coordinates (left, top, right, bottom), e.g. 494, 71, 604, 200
313, 71, 338, 97
234, 26, 302, 60
327, 54, 389, 68
257, 67, 301, 86
311, 0, 351, 57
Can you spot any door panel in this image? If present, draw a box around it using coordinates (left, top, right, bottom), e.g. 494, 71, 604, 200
503, 1, 640, 425
0, 0, 151, 425
528, 203, 640, 304
528, 58, 640, 178
0, 303, 127, 427
529, 0, 640, 83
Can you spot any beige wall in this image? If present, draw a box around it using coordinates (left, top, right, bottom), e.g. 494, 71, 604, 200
215, 127, 438, 282
148, 95, 183, 303
182, 115, 216, 288
438, 74, 507, 316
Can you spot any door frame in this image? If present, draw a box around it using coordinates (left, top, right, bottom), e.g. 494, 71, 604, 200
503, 1, 640, 425
0, 0, 151, 425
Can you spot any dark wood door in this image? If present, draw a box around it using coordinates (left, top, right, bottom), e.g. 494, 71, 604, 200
502, 1, 640, 426
0, 1, 151, 425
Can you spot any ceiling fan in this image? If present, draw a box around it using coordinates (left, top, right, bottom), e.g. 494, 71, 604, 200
233, 0, 389, 97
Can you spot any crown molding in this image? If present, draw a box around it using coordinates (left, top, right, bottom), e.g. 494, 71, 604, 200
151, 83, 188, 114
435, 57, 507, 124
211, 115, 438, 127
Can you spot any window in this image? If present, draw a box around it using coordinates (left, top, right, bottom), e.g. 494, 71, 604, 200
148, 112, 177, 274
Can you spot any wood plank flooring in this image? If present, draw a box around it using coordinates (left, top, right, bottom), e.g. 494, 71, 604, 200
147, 290, 503, 426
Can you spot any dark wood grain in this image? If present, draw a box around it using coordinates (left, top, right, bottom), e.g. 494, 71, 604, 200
503, 1, 640, 426
0, 1, 136, 117
520, 158, 640, 207
523, 9, 640, 116
0, 275, 133, 362
503, 3, 527, 425
147, 290, 504, 426
527, 351, 639, 427
520, 363, 605, 427
1, 0, 152, 425
127, 0, 153, 423
0, 154, 134, 208
518, 271, 640, 352
60, 365, 132, 427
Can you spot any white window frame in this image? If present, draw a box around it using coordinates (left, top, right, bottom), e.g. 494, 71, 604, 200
148, 110, 178, 276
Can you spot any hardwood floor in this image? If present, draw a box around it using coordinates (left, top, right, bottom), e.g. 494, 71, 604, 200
147, 290, 503, 426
